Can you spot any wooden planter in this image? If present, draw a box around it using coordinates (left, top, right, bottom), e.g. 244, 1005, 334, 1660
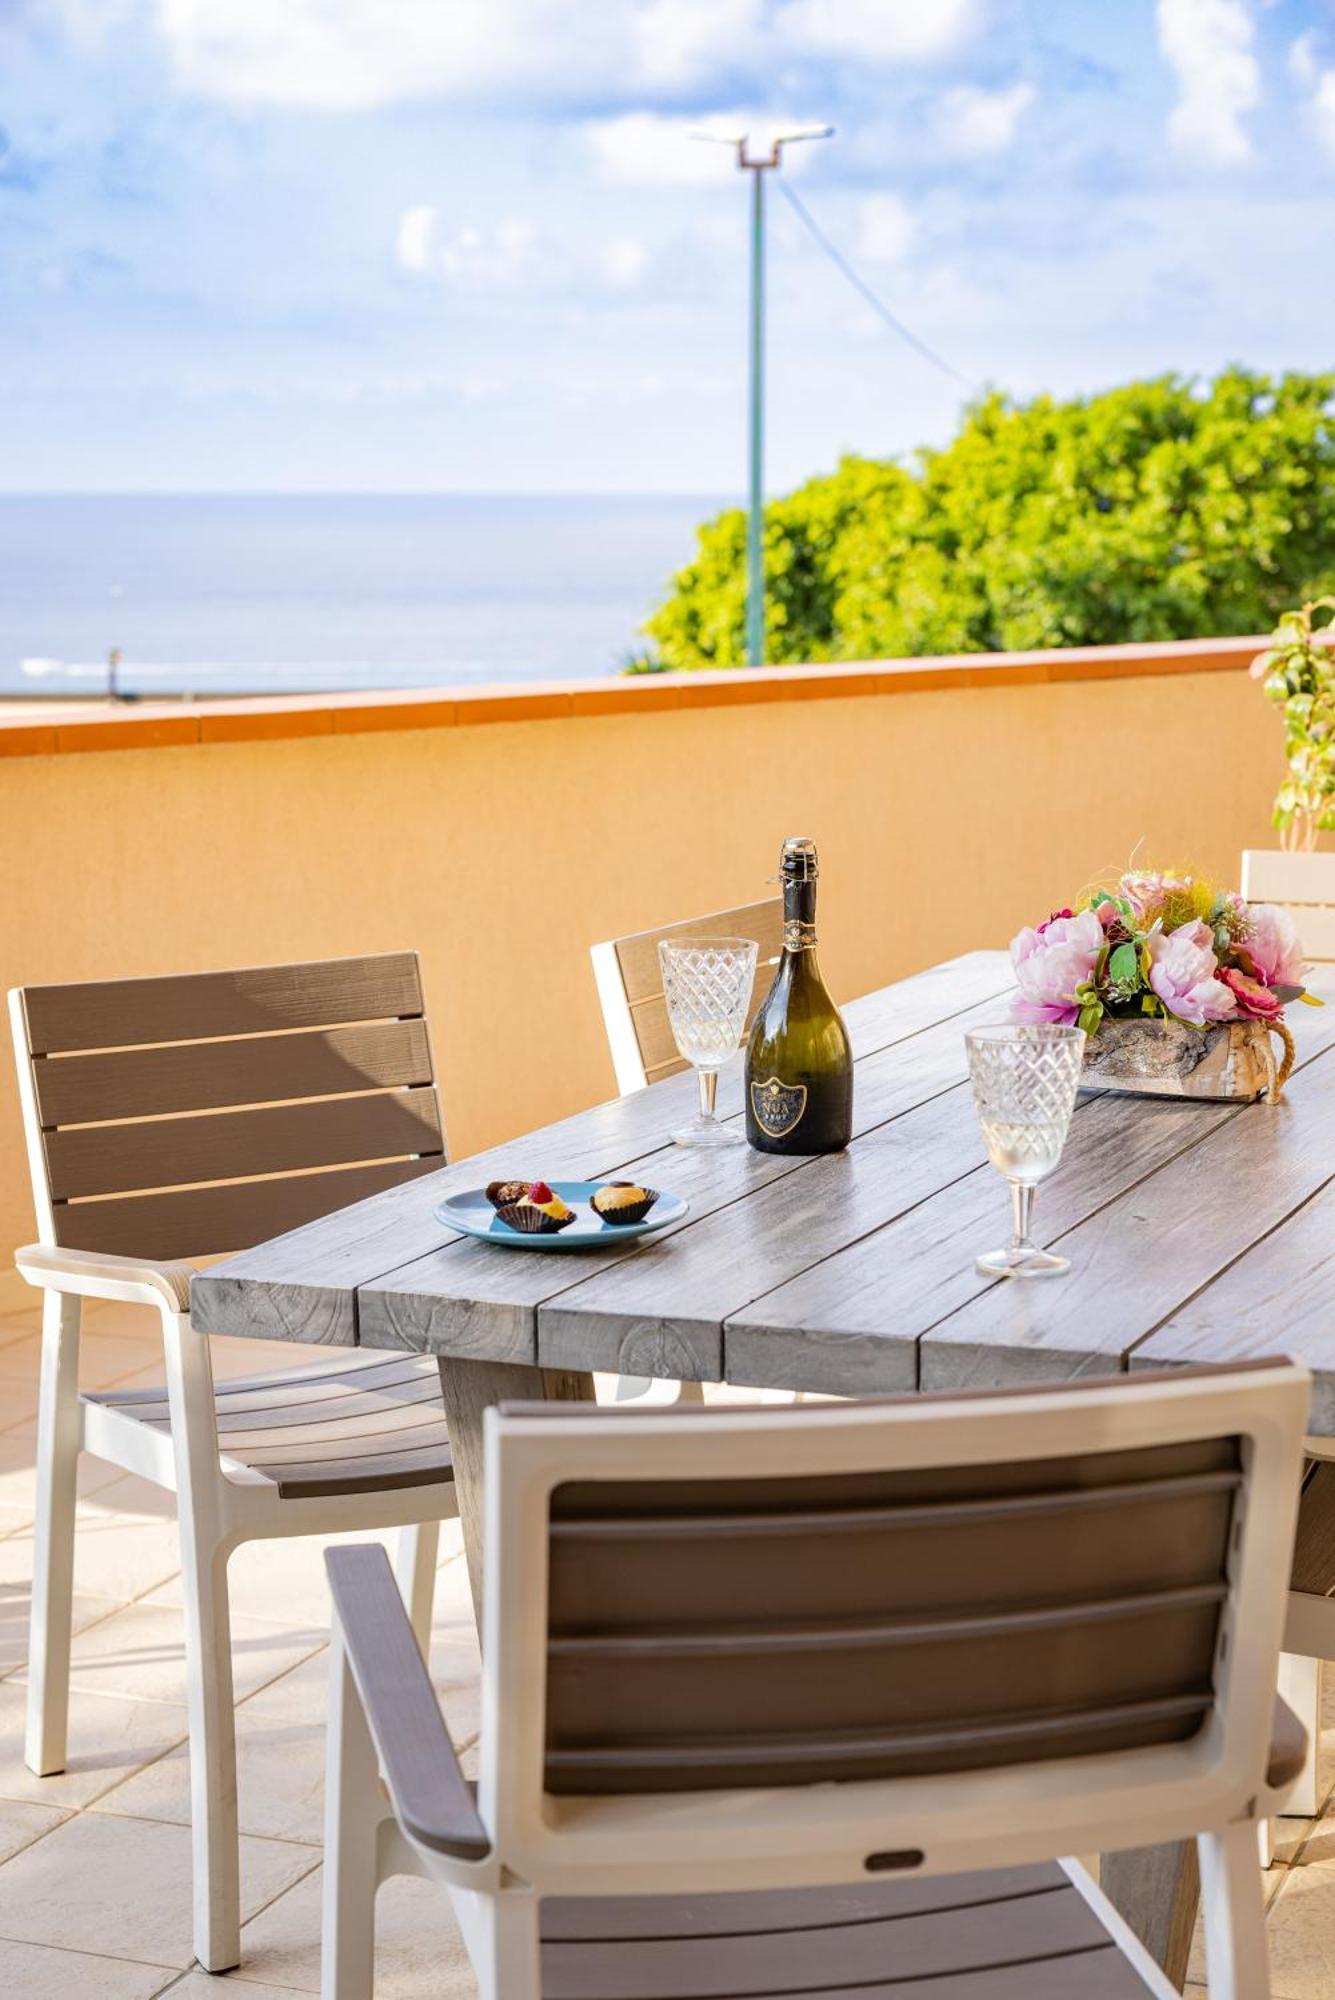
1081, 1016, 1294, 1103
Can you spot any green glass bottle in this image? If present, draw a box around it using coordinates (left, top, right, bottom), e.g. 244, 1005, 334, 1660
745, 837, 853, 1154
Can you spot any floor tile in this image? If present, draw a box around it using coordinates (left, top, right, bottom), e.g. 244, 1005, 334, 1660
0, 1504, 183, 1605
0, 1795, 68, 1862
0, 1582, 126, 1677
147, 1527, 403, 1628
163, 1975, 304, 2000
34, 1596, 324, 1709
1263, 1855, 1335, 1998
0, 1810, 318, 1970
236, 1864, 475, 1996
0, 1678, 189, 1810
96, 1707, 328, 1845
0, 1937, 176, 1997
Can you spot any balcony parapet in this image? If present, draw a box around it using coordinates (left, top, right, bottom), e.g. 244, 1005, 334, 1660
0, 634, 1263, 759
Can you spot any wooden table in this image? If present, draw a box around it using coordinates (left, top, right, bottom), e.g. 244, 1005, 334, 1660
192, 947, 1335, 1985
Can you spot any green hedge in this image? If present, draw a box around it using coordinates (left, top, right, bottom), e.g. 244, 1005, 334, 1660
640, 369, 1335, 670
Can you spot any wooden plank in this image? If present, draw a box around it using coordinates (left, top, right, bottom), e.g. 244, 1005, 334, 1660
724, 1090, 1235, 1397
30, 1017, 434, 1126
1100, 1843, 1199, 1991
435, 1357, 594, 1619
360, 990, 1018, 1376
359, 1137, 802, 1369
1134, 1181, 1335, 1432
732, 962, 1335, 1397
192, 952, 1016, 1347
612, 898, 782, 1004
57, 1156, 439, 1277
917, 1041, 1335, 1394
44, 1086, 443, 1200
20, 950, 423, 1055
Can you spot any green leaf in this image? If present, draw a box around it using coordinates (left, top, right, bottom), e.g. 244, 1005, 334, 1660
1108, 942, 1138, 986
1078, 999, 1104, 1037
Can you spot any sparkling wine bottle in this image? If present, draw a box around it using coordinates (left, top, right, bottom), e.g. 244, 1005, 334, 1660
744, 837, 853, 1154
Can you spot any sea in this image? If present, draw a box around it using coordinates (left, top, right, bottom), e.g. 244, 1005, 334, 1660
0, 494, 721, 699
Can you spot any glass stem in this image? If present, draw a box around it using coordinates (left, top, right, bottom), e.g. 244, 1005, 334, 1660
1009, 1179, 1036, 1252
698, 1068, 718, 1122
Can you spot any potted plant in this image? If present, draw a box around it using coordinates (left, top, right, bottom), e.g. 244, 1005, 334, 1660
1009, 873, 1321, 1101
1250, 599, 1335, 853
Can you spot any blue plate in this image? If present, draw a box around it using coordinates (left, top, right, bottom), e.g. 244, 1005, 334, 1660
434, 1180, 689, 1250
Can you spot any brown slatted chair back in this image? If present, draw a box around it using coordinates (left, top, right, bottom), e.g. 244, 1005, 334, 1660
11, 953, 445, 1262
536, 1409, 1243, 1797
591, 898, 783, 1092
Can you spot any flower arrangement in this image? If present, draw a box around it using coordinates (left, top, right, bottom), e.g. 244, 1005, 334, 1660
1010, 872, 1320, 1038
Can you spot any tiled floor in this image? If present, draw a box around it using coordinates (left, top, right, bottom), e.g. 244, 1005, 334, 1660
0, 1294, 1332, 1996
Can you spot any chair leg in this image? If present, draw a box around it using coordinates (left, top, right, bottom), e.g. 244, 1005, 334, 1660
395, 1520, 440, 1658
179, 1527, 241, 1973
1277, 1652, 1322, 1816
1198, 1820, 1272, 2000
162, 1310, 241, 1974
322, 1635, 382, 2000
453, 1887, 541, 2000
26, 1289, 82, 1777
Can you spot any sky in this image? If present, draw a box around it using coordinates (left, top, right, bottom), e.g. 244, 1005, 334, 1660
2, 0, 1335, 495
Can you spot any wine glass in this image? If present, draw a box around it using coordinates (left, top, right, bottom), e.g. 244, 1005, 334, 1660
965, 1024, 1085, 1278
658, 937, 759, 1148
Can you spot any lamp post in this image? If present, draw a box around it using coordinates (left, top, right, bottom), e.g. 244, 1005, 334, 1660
694, 123, 833, 666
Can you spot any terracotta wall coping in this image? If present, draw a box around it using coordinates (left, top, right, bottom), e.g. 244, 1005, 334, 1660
0, 633, 1265, 759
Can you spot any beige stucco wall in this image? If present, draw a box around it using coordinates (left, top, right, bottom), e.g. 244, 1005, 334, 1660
0, 662, 1284, 1267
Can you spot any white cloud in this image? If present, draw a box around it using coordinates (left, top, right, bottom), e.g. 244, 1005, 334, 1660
439, 218, 537, 289
395, 211, 540, 290
1311, 68, 1335, 156
1156, 0, 1259, 164
601, 235, 650, 287
776, 0, 979, 62
857, 192, 916, 262
395, 205, 438, 273
587, 112, 750, 186
937, 80, 1035, 156
1286, 30, 1335, 157
630, 0, 759, 88
142, 0, 984, 111
1290, 30, 1320, 89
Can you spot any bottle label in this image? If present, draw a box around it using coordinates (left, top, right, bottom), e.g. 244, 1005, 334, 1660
783, 918, 817, 952
750, 1075, 808, 1138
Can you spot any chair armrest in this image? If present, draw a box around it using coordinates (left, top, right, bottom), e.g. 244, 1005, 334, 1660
1268, 1693, 1309, 1794
14, 1243, 194, 1314
325, 1544, 490, 1862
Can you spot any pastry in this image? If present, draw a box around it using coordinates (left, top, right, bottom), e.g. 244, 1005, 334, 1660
495, 1181, 576, 1234
590, 1181, 659, 1225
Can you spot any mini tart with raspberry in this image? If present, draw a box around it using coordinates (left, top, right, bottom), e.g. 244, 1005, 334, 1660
485, 1179, 533, 1212
495, 1180, 576, 1234
590, 1181, 660, 1225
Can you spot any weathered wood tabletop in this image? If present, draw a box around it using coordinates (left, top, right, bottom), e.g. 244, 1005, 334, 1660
190, 946, 1335, 1985
192, 947, 1335, 1419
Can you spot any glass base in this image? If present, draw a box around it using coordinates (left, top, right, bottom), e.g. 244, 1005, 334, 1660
976, 1244, 1071, 1280
670, 1115, 745, 1149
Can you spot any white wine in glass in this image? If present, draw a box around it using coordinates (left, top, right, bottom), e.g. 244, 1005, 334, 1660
966, 1024, 1085, 1278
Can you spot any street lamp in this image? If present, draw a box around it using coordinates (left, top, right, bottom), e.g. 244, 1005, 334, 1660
693, 122, 834, 666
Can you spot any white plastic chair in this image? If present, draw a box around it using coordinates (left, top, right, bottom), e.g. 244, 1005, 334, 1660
10, 951, 459, 1973
321, 1362, 1310, 1999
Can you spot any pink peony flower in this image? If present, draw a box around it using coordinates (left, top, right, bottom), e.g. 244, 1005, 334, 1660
1219, 966, 1284, 1021
1118, 870, 1184, 918
1010, 909, 1105, 1024
1145, 919, 1234, 1027
1244, 903, 1305, 989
